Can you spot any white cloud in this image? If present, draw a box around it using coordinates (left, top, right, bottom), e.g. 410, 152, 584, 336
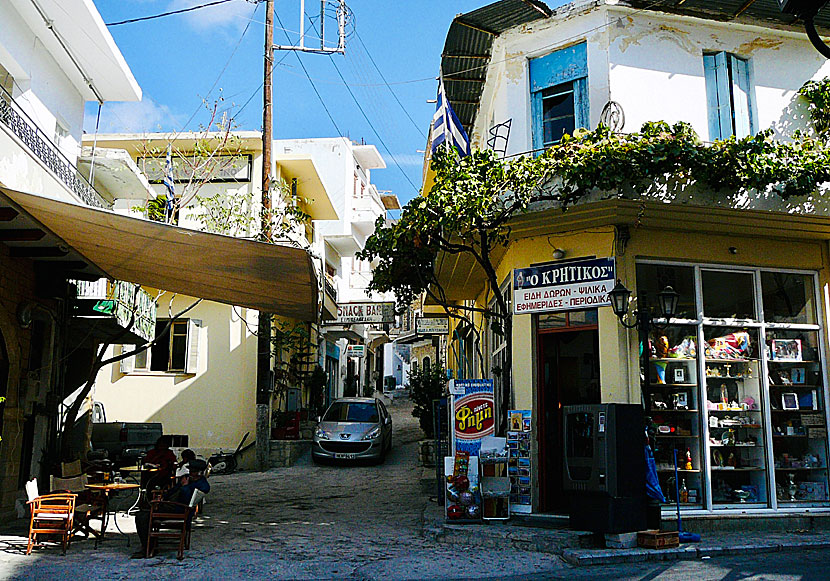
85, 98, 181, 134
169, 0, 255, 33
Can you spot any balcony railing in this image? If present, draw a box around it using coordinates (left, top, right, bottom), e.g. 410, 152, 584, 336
0, 88, 109, 209
324, 273, 338, 301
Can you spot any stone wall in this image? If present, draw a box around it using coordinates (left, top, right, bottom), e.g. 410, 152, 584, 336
269, 440, 311, 468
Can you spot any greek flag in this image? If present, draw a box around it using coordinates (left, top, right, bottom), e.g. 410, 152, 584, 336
163, 145, 176, 222
431, 78, 470, 157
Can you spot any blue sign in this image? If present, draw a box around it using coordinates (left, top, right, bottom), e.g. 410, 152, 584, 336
513, 257, 615, 315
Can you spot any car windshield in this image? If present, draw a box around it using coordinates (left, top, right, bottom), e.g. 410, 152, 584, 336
323, 402, 379, 423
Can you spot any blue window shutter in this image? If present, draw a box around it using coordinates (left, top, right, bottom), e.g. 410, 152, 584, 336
530, 42, 588, 154
531, 89, 544, 153
729, 55, 755, 138
574, 77, 589, 130
704, 52, 733, 140
529, 42, 588, 90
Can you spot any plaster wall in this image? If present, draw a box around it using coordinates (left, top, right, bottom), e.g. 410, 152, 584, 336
473, 5, 830, 158
92, 296, 258, 466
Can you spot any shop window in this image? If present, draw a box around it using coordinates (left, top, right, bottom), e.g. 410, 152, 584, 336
703, 52, 756, 140
120, 319, 201, 374
539, 309, 597, 331
702, 270, 756, 320
530, 42, 588, 152
636, 263, 696, 320
761, 272, 817, 325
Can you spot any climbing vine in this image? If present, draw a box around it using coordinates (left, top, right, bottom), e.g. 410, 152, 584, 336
800, 77, 830, 138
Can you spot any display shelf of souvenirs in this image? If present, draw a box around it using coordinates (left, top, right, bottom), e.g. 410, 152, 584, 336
774, 451, 824, 470
712, 479, 764, 503
444, 452, 482, 522
776, 475, 829, 502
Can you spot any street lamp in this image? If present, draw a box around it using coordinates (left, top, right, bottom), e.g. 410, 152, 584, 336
609, 279, 679, 330
778, 0, 830, 59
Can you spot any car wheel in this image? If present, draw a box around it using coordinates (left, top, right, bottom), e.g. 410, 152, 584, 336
312, 454, 323, 465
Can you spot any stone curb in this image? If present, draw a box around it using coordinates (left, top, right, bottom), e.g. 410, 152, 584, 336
561, 540, 830, 567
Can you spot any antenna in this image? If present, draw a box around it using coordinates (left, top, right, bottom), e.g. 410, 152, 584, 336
274, 0, 349, 55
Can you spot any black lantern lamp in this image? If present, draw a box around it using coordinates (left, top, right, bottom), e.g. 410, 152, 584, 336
609, 280, 679, 330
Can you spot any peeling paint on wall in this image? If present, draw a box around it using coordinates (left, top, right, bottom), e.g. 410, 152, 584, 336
504, 50, 526, 83
613, 23, 698, 55
737, 37, 784, 55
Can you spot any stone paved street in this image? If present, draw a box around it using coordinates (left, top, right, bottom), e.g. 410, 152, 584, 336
2, 397, 829, 580
0, 398, 563, 579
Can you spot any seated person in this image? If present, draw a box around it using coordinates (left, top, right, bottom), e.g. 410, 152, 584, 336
175, 449, 197, 483
144, 436, 177, 490
133, 459, 210, 558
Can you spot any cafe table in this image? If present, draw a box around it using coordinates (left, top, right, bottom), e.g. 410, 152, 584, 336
85, 482, 141, 545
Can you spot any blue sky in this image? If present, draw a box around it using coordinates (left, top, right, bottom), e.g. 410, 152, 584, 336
87, 0, 501, 205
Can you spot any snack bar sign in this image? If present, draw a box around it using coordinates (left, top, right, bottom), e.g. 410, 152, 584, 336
336, 302, 395, 324
451, 379, 495, 456
513, 257, 615, 315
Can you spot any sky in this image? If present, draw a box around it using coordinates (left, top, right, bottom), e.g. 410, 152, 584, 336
87, 0, 497, 206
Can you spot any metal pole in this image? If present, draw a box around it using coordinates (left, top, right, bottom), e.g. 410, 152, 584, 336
256, 0, 275, 473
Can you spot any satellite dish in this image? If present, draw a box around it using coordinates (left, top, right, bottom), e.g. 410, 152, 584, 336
599, 101, 625, 132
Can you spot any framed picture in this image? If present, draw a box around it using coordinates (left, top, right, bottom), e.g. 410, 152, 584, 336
771, 339, 802, 362
671, 391, 689, 410
673, 367, 687, 384
782, 392, 800, 410
791, 367, 806, 384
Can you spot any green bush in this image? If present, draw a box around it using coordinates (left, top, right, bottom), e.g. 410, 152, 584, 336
409, 363, 446, 438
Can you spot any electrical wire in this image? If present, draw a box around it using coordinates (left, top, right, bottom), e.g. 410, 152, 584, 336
274, 10, 343, 136
106, 0, 239, 27
353, 29, 426, 139
328, 54, 419, 195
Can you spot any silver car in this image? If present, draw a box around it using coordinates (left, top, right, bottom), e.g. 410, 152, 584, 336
312, 397, 392, 463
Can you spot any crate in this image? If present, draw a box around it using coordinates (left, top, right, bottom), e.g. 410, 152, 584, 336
637, 530, 680, 549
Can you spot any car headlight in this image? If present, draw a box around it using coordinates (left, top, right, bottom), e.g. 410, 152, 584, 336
362, 426, 381, 440
314, 427, 331, 440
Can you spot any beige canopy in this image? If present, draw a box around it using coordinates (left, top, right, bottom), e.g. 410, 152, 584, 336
0, 187, 318, 319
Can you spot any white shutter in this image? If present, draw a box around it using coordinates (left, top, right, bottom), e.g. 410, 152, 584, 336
119, 345, 135, 374
185, 319, 202, 374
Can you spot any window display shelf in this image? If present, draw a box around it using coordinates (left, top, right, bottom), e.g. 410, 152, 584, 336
657, 469, 700, 473
774, 467, 826, 471
654, 434, 699, 438
712, 467, 765, 471
710, 443, 760, 448
650, 383, 697, 388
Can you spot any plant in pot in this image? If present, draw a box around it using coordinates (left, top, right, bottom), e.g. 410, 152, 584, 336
271, 410, 289, 440
409, 362, 447, 438
304, 364, 327, 419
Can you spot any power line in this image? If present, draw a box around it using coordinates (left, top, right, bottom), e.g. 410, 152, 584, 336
106, 0, 240, 27
328, 54, 420, 195
274, 10, 343, 136
353, 29, 426, 140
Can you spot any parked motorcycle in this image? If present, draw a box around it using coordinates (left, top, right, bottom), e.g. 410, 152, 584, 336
207, 432, 251, 475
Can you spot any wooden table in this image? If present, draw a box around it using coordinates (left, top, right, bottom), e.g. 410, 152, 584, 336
85, 483, 140, 544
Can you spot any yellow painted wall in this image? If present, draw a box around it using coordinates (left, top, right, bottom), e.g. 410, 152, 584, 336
93, 295, 258, 468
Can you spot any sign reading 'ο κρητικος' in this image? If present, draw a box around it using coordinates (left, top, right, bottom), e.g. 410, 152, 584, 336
512, 257, 615, 315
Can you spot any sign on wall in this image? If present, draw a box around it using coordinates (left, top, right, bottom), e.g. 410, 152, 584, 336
336, 302, 395, 324
416, 316, 449, 335
513, 257, 615, 315
345, 344, 366, 358
451, 379, 495, 456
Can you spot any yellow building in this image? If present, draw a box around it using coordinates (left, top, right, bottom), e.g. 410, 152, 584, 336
85, 132, 336, 467
425, 1, 830, 518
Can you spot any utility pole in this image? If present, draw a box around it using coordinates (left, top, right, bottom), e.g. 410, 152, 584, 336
256, 0, 275, 472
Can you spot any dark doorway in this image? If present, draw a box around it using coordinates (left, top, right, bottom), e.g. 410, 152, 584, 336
537, 315, 600, 513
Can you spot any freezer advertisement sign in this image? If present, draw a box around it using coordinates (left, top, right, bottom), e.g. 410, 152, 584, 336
513, 257, 615, 315
452, 379, 495, 456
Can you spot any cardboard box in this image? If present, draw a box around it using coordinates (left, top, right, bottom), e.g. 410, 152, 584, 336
637, 530, 680, 549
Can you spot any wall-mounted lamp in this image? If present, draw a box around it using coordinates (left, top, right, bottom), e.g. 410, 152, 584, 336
552, 248, 566, 260
608, 279, 679, 331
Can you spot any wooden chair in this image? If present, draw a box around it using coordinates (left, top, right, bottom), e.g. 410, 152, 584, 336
61, 460, 83, 478
25, 479, 75, 555
146, 489, 207, 560
50, 474, 105, 541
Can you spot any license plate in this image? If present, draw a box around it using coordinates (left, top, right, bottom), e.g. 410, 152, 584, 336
334, 453, 356, 459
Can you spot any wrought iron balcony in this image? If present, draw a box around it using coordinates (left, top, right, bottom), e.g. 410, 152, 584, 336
0, 88, 109, 209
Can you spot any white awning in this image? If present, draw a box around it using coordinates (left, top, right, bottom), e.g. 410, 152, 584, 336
0, 187, 318, 319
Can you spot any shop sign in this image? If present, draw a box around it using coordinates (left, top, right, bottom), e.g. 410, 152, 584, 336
416, 316, 449, 335
452, 379, 495, 456
345, 344, 366, 358
512, 257, 615, 315
335, 302, 395, 324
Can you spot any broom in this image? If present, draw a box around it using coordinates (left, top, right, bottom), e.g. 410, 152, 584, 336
673, 449, 701, 543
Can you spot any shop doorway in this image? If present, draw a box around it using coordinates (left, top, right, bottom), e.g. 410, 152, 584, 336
537, 310, 600, 513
